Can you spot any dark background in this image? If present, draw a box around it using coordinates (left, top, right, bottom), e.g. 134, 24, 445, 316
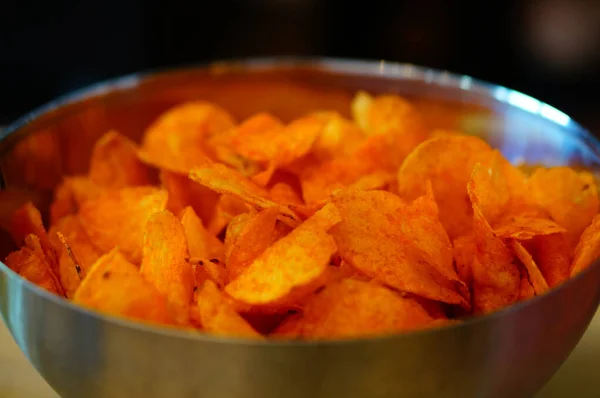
2, 0, 600, 130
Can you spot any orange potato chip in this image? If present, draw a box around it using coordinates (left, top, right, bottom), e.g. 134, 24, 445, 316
529, 233, 572, 287
518, 264, 536, 301
139, 101, 235, 173
140, 210, 194, 323
227, 207, 280, 281
232, 114, 322, 167
571, 214, 600, 276
224, 212, 254, 262
74, 248, 173, 325
50, 176, 103, 225
308, 111, 365, 161
469, 200, 520, 314
190, 280, 261, 338
275, 279, 434, 339
10, 202, 57, 272
452, 234, 476, 287
4, 234, 64, 296
351, 92, 428, 159
161, 170, 220, 227
268, 183, 303, 206
48, 216, 101, 297
179, 206, 224, 262
397, 135, 492, 238
88, 130, 152, 189
529, 167, 599, 248
225, 203, 340, 306
493, 212, 566, 241
189, 163, 300, 226
332, 190, 469, 307
79, 186, 168, 263
509, 240, 549, 295
192, 258, 229, 289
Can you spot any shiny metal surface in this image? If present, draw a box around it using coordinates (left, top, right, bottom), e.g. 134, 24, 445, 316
0, 58, 599, 398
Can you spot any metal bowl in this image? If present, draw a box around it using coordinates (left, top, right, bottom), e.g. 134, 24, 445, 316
1, 58, 599, 398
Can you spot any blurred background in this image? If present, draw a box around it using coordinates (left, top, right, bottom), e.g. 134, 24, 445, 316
2, 0, 600, 130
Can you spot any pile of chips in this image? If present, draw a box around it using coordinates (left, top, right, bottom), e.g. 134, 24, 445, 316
4, 91, 600, 340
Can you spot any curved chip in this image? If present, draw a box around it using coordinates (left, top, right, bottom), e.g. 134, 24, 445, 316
398, 135, 492, 238
529, 233, 572, 287
140, 210, 194, 323
89, 130, 152, 189
140, 101, 235, 172
179, 206, 224, 262
274, 279, 434, 339
49, 215, 101, 297
10, 202, 57, 274
74, 248, 173, 325
79, 186, 168, 263
571, 214, 600, 276
190, 280, 262, 338
308, 111, 365, 160
529, 167, 599, 248
332, 190, 469, 307
225, 203, 340, 306
351, 92, 428, 159
189, 163, 300, 226
469, 201, 520, 314
509, 239, 549, 295
493, 213, 566, 240
452, 234, 476, 287
4, 234, 64, 296
227, 207, 280, 281
50, 176, 103, 225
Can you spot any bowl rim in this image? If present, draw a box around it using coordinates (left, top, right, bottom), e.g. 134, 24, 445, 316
1, 56, 599, 347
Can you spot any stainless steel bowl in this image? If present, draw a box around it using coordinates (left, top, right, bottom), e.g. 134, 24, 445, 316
0, 58, 599, 398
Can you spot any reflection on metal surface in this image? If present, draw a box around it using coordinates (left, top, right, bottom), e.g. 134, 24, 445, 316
0, 59, 598, 398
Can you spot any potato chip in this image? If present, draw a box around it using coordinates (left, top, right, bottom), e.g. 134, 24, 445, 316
88, 130, 152, 189
4, 235, 64, 296
571, 214, 600, 276
225, 203, 340, 306
509, 240, 549, 295
351, 92, 428, 159
224, 212, 254, 262
398, 135, 492, 238
161, 170, 220, 227
529, 167, 599, 248
50, 176, 103, 225
179, 206, 224, 261
452, 234, 476, 287
308, 111, 365, 160
10, 202, 57, 271
189, 163, 300, 226
275, 279, 434, 339
232, 114, 322, 166
332, 190, 469, 307
74, 248, 173, 325
227, 207, 279, 281
518, 265, 536, 302
493, 212, 566, 241
191, 258, 229, 289
79, 186, 168, 263
140, 210, 194, 323
139, 101, 235, 173
190, 280, 261, 338
49, 216, 101, 297
228, 113, 285, 162
469, 201, 520, 314
529, 233, 571, 287
268, 183, 303, 206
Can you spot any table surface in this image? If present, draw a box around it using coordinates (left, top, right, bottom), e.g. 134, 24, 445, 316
0, 310, 598, 398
